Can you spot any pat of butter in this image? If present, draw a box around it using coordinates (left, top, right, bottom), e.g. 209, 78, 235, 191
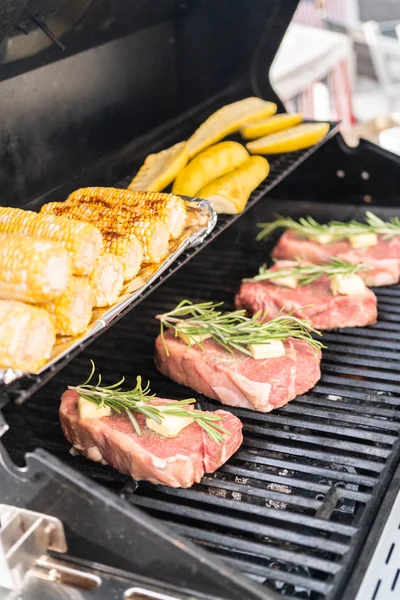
270, 275, 298, 289
309, 233, 334, 245
348, 233, 378, 249
248, 339, 286, 359
78, 396, 111, 419
146, 413, 194, 438
330, 274, 366, 296
177, 331, 211, 345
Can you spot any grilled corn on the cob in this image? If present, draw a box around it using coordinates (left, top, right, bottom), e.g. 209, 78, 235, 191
0, 234, 71, 303
0, 206, 103, 276
44, 276, 93, 336
187, 98, 277, 157
198, 156, 269, 214
90, 253, 124, 307
128, 141, 189, 192
103, 231, 143, 280
66, 188, 186, 240
172, 141, 249, 197
41, 200, 169, 263
0, 300, 56, 372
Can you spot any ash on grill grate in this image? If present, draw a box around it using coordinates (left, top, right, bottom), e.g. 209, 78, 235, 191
2, 199, 400, 600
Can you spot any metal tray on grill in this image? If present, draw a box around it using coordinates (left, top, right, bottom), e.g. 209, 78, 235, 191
0, 198, 216, 389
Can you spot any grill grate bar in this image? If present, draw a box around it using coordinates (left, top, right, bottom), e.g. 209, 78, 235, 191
314, 375, 400, 397
153, 481, 358, 535
232, 451, 378, 487
243, 439, 386, 471
323, 352, 400, 374
220, 556, 334, 595
275, 402, 400, 428
168, 523, 342, 575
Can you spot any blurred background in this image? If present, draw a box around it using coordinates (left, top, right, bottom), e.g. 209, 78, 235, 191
271, 0, 400, 148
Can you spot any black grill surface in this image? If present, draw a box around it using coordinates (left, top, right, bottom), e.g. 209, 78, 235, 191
2, 199, 400, 600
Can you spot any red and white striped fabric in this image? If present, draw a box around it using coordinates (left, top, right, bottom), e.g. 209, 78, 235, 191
291, 0, 356, 128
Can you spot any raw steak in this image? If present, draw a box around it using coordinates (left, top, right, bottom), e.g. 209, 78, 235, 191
272, 231, 400, 286
60, 391, 243, 488
155, 330, 321, 412
236, 261, 378, 330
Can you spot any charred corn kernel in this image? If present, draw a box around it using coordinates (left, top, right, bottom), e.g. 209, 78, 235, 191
187, 98, 277, 157
0, 233, 71, 303
102, 231, 143, 280
198, 156, 269, 214
89, 253, 124, 307
246, 123, 330, 154
0, 206, 103, 276
66, 188, 186, 240
0, 300, 56, 372
128, 141, 189, 192
240, 113, 304, 140
172, 141, 249, 197
41, 200, 169, 263
44, 276, 93, 336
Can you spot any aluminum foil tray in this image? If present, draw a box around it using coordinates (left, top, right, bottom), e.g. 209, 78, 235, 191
0, 198, 216, 388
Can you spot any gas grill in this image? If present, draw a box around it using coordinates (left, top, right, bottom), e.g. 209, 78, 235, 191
1, 1, 400, 599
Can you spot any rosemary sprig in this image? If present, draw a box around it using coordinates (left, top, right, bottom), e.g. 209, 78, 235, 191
243, 259, 371, 286
69, 361, 229, 443
156, 300, 324, 355
256, 211, 400, 242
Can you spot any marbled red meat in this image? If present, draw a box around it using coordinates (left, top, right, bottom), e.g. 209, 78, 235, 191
60, 391, 243, 488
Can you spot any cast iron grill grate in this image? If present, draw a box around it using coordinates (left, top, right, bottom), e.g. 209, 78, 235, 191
2, 200, 400, 600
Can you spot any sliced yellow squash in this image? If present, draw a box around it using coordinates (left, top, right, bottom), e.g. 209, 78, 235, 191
241, 113, 304, 140
198, 156, 269, 214
187, 98, 277, 157
128, 141, 189, 192
246, 123, 330, 154
172, 141, 249, 197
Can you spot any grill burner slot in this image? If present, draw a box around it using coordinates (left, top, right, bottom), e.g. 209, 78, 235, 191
2, 199, 400, 599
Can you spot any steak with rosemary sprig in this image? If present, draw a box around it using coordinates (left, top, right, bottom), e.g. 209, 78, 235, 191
154, 301, 322, 413
236, 260, 377, 330
259, 213, 400, 287
60, 392, 242, 488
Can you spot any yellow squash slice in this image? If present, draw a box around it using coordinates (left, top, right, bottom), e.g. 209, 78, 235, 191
128, 141, 189, 192
198, 156, 269, 214
172, 141, 249, 197
241, 113, 304, 140
246, 122, 330, 154
187, 98, 277, 157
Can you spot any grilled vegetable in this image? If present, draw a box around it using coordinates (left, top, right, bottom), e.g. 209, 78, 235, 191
241, 113, 304, 140
102, 231, 143, 280
247, 123, 330, 154
0, 207, 103, 277
0, 300, 56, 372
89, 253, 124, 307
128, 141, 189, 192
41, 201, 169, 264
172, 141, 249, 197
198, 156, 269, 214
66, 187, 186, 240
44, 276, 93, 337
0, 234, 71, 303
187, 97, 277, 157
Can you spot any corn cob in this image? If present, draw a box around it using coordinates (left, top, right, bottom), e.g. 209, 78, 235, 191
89, 253, 124, 307
0, 300, 56, 372
0, 233, 71, 303
66, 188, 187, 240
43, 276, 93, 337
128, 141, 189, 192
102, 231, 143, 281
41, 201, 169, 264
0, 206, 103, 276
